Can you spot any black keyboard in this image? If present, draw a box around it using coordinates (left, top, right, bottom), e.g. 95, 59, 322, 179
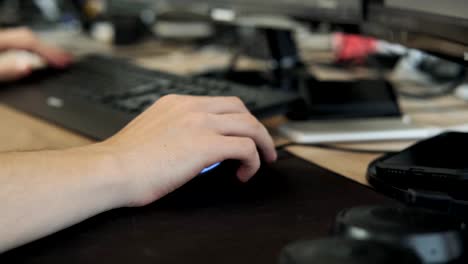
1, 55, 299, 139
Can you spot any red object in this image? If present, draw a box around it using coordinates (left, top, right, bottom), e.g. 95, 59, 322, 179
334, 33, 377, 64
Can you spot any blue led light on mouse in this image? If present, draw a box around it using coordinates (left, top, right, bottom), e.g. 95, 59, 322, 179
200, 162, 221, 174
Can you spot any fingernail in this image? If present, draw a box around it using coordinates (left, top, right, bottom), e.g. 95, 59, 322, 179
237, 168, 251, 183
270, 150, 278, 163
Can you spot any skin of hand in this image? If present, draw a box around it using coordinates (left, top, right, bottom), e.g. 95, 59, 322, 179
0, 27, 72, 82
100, 95, 278, 206
0, 95, 277, 252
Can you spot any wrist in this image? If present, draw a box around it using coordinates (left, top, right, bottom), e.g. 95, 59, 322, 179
68, 143, 131, 210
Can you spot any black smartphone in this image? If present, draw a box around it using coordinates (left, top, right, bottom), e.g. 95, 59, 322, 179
375, 132, 468, 195
297, 79, 402, 120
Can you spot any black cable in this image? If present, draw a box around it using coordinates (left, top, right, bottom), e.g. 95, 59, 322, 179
397, 88, 456, 100
276, 142, 398, 155
225, 46, 242, 75
224, 28, 254, 76
365, 50, 459, 99
386, 52, 467, 100
396, 76, 466, 99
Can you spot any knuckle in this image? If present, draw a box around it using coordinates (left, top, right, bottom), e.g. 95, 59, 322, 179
17, 27, 32, 34
243, 138, 257, 156
185, 112, 209, 127
246, 114, 262, 130
158, 94, 185, 107
228, 96, 245, 107
182, 98, 198, 110
159, 94, 178, 103
18, 28, 36, 41
172, 95, 197, 110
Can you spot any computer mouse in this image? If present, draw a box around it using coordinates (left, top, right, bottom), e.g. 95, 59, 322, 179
0, 49, 47, 71
279, 238, 422, 264
333, 206, 467, 264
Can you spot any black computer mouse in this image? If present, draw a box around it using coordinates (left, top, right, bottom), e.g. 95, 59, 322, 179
279, 238, 422, 264
333, 206, 467, 263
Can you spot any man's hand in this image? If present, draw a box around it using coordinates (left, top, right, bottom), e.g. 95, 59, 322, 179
0, 27, 72, 81
99, 95, 277, 206
0, 95, 276, 252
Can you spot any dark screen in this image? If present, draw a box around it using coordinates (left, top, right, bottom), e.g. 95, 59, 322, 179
383, 132, 468, 170
305, 79, 401, 119
153, 0, 363, 24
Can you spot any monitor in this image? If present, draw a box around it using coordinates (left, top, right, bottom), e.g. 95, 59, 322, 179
153, 0, 364, 25
363, 0, 468, 65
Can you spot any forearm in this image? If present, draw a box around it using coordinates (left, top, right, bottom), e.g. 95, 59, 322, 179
0, 95, 277, 253
0, 144, 126, 253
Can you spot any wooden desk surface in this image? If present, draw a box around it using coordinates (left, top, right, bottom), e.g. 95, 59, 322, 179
2, 31, 468, 186
283, 96, 468, 185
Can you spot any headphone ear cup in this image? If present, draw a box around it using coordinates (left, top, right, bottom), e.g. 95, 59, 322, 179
332, 206, 467, 264
279, 238, 422, 264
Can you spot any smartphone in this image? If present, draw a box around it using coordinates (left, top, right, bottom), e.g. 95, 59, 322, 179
375, 132, 468, 195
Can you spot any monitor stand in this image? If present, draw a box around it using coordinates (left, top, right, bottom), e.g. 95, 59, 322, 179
195, 26, 402, 122
195, 27, 306, 92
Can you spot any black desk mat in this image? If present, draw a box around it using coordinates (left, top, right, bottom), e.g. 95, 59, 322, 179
2, 150, 398, 263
